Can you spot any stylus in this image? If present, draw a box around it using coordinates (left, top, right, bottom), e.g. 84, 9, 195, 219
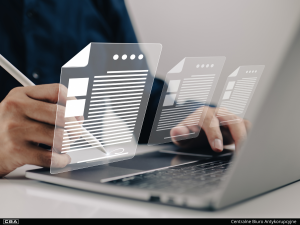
0, 54, 107, 154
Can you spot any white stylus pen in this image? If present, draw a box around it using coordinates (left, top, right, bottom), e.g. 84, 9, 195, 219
0, 54, 107, 154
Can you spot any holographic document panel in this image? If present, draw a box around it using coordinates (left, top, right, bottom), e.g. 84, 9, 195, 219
148, 57, 226, 145
211, 65, 265, 127
51, 43, 162, 174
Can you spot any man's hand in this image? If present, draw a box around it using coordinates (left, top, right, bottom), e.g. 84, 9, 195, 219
170, 106, 250, 152
0, 84, 80, 177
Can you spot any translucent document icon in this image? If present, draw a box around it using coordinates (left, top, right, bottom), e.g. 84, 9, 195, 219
148, 57, 226, 145
51, 43, 162, 174
211, 65, 265, 127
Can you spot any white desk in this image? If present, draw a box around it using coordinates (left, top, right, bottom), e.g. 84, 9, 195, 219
1, 163, 300, 218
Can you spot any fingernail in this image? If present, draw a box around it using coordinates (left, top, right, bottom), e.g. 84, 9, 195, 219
67, 154, 72, 164
171, 126, 190, 141
213, 139, 223, 152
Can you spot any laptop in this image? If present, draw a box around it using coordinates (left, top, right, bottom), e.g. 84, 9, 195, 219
26, 22, 300, 210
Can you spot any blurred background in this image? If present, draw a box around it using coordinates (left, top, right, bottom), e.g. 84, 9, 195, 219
126, 0, 300, 121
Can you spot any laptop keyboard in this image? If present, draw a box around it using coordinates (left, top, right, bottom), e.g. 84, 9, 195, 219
108, 157, 232, 195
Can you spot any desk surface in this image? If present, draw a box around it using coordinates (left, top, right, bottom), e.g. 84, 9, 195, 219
1, 164, 300, 218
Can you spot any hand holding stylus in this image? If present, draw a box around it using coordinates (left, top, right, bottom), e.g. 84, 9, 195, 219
0, 55, 106, 177
0, 83, 73, 177
0, 54, 106, 154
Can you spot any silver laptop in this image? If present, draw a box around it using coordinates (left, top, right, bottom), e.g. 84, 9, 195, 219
26, 21, 300, 210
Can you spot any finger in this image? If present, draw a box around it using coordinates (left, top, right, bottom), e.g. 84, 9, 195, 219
23, 98, 79, 127
17, 121, 73, 152
57, 135, 71, 154
170, 109, 202, 146
64, 127, 82, 146
243, 119, 251, 133
201, 109, 224, 152
51, 152, 71, 168
54, 126, 81, 153
23, 84, 68, 104
23, 84, 83, 127
220, 125, 234, 145
217, 112, 247, 148
20, 120, 55, 146
24, 143, 71, 168
75, 115, 84, 123
53, 129, 73, 154
55, 104, 82, 128
171, 125, 193, 147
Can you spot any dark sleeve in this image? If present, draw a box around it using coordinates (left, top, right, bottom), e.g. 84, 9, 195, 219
92, 0, 138, 43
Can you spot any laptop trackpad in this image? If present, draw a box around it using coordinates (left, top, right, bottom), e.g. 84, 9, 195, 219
109, 151, 207, 171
